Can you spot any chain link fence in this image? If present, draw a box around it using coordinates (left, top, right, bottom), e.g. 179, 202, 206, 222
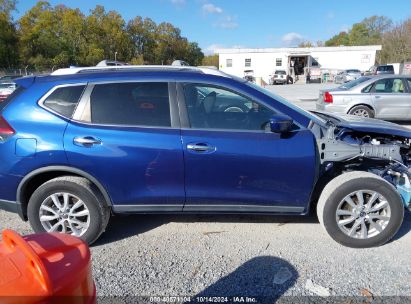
0, 68, 52, 77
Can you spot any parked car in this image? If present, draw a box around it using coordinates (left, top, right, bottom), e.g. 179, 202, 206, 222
96, 60, 129, 67
334, 69, 362, 84
317, 75, 411, 120
363, 65, 395, 76
243, 69, 255, 83
0, 82, 17, 102
1, 65, 411, 248
270, 70, 289, 85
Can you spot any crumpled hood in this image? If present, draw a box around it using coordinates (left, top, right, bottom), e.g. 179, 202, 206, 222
313, 111, 411, 138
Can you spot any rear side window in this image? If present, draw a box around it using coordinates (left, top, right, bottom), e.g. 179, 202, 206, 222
89, 82, 171, 127
43, 85, 85, 118
378, 65, 394, 72
362, 83, 373, 93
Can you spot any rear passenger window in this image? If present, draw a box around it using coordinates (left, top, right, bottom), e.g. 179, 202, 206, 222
89, 82, 171, 127
43, 85, 85, 118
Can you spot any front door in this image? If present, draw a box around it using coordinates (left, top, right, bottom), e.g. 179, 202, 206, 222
372, 78, 411, 120
178, 83, 317, 213
64, 81, 185, 212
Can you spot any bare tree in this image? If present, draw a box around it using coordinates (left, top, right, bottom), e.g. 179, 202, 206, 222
379, 18, 411, 63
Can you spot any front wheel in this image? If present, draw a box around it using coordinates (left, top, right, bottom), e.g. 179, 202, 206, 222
317, 171, 404, 248
27, 176, 110, 245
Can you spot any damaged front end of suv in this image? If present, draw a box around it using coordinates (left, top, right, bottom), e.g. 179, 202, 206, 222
311, 111, 411, 247
314, 111, 411, 211
318, 124, 411, 210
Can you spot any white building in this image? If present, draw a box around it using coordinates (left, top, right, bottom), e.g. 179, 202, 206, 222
217, 45, 382, 83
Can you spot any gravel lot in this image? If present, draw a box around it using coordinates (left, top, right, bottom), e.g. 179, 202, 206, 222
1, 83, 411, 302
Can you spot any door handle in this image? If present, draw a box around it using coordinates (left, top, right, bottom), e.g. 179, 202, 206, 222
73, 136, 102, 147
187, 143, 215, 152
374, 95, 381, 99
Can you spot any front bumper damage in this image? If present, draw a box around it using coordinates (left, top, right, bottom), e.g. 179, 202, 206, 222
318, 125, 411, 211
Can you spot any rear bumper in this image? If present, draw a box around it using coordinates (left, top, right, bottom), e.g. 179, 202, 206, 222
0, 199, 25, 220
316, 103, 348, 114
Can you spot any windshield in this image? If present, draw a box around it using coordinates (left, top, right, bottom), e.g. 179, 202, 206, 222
339, 76, 371, 89
275, 71, 286, 75
244, 81, 326, 124
347, 69, 360, 74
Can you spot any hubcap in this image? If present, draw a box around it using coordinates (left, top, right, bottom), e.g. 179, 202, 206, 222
336, 190, 391, 239
352, 109, 369, 117
39, 192, 90, 237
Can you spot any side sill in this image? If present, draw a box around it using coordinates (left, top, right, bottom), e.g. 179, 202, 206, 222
183, 205, 305, 213
0, 200, 25, 220
111, 204, 305, 214
112, 205, 184, 213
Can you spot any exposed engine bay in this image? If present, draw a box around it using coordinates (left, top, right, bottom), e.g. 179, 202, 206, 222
313, 123, 411, 210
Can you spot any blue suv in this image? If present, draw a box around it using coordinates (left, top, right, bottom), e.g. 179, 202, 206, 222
0, 66, 410, 247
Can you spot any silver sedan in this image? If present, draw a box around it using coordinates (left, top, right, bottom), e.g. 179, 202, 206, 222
316, 75, 411, 120
334, 69, 362, 84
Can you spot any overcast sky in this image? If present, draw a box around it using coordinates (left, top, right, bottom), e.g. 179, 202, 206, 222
14, 0, 411, 54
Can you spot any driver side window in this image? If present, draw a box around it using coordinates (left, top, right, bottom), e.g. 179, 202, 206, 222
183, 84, 275, 131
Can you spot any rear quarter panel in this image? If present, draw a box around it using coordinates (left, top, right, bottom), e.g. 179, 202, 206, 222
332, 92, 372, 114
0, 82, 69, 201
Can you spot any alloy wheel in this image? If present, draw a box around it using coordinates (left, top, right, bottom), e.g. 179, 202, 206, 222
336, 190, 391, 239
39, 192, 90, 236
352, 109, 369, 117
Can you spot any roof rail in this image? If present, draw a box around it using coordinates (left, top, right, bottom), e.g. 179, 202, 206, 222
51, 65, 231, 78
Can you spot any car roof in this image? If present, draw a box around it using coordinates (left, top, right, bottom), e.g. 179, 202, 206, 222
51, 65, 228, 77
15, 65, 243, 88
340, 74, 407, 92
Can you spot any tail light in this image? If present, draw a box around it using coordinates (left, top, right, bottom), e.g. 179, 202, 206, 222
323, 92, 333, 103
0, 115, 15, 141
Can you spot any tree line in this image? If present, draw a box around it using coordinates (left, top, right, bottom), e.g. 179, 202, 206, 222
1, 1, 410, 71
300, 15, 411, 64
0, 0, 205, 71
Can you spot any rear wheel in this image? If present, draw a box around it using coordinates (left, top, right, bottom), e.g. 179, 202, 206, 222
27, 176, 110, 245
348, 105, 374, 118
317, 171, 404, 248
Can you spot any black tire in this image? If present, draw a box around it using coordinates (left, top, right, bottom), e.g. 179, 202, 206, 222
348, 105, 374, 118
27, 176, 110, 245
317, 171, 404, 248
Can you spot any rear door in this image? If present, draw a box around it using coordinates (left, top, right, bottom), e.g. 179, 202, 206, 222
64, 81, 185, 212
371, 78, 410, 119
178, 82, 317, 213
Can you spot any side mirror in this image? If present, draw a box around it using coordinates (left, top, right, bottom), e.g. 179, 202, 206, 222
269, 114, 293, 133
